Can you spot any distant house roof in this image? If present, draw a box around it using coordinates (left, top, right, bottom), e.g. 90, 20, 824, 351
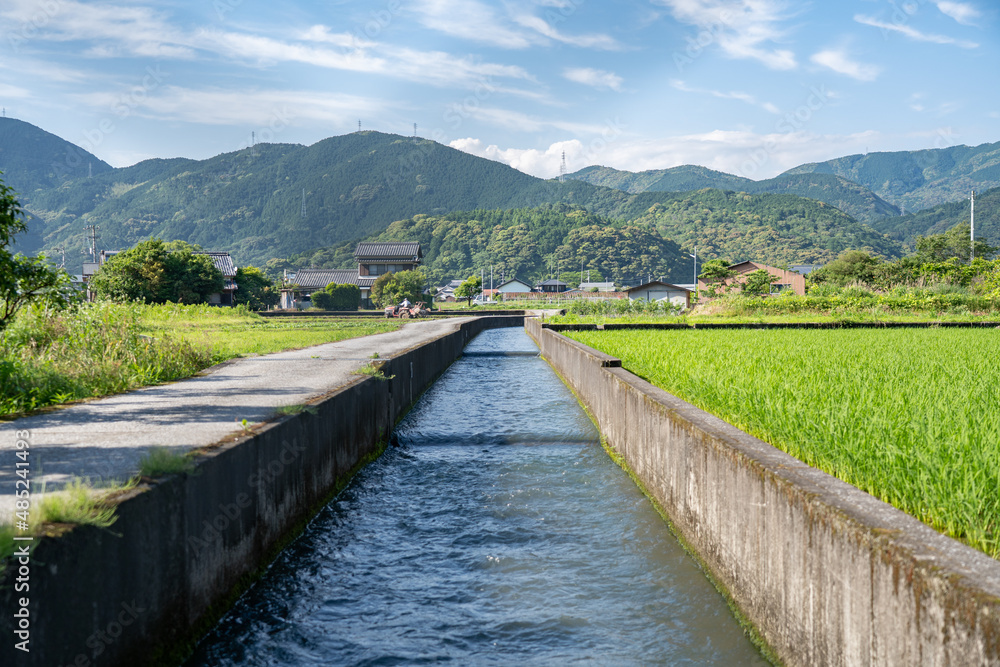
354, 242, 422, 262
790, 264, 823, 276
290, 269, 359, 290
536, 278, 567, 287
196, 251, 237, 278
579, 281, 616, 292
626, 280, 691, 294
497, 277, 532, 289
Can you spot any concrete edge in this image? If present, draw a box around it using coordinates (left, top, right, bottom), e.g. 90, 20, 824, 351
0, 316, 525, 667
526, 316, 1000, 667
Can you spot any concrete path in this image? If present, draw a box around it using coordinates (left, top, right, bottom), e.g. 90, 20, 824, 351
0, 317, 476, 518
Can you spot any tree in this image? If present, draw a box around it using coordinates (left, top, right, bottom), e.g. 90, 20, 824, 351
807, 250, 883, 287
371, 270, 426, 308
234, 266, 279, 311
89, 239, 224, 304
742, 269, 774, 295
311, 283, 361, 310
0, 173, 71, 330
914, 223, 997, 264
454, 275, 482, 306
698, 259, 736, 296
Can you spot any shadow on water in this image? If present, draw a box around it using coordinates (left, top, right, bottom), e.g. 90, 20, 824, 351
186, 328, 769, 666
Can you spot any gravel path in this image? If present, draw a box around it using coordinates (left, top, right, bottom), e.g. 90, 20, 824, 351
0, 317, 475, 518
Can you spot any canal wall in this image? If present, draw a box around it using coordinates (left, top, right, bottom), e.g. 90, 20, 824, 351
1, 316, 523, 667
526, 317, 1000, 666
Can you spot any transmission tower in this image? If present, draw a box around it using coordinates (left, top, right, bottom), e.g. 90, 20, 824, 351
559, 151, 567, 183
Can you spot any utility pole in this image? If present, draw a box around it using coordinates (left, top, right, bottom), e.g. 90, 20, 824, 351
971, 190, 976, 262
85, 224, 100, 260
689, 246, 697, 294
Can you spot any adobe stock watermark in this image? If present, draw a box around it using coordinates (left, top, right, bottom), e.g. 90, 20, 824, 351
737, 84, 831, 178
51, 65, 169, 181
186, 438, 308, 555
673, 9, 737, 73
6, 0, 64, 53
66, 599, 148, 667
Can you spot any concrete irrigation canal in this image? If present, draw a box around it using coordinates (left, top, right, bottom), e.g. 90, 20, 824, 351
4, 316, 1000, 665
185, 327, 765, 665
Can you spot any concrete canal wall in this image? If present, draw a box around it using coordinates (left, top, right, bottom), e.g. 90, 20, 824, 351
1, 316, 523, 667
526, 317, 1000, 667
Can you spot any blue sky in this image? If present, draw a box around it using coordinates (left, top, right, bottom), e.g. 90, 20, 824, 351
0, 0, 995, 179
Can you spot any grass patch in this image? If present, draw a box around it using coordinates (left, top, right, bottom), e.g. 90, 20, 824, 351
139, 447, 194, 477
567, 328, 1000, 559
352, 362, 395, 381
275, 404, 318, 416
37, 478, 119, 527
0, 302, 403, 417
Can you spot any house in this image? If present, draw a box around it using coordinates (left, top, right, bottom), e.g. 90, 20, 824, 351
790, 264, 823, 277
578, 281, 616, 292
496, 277, 533, 294
535, 278, 569, 293
697, 261, 807, 296
626, 281, 692, 309
280, 241, 422, 309
197, 251, 238, 306
435, 279, 464, 302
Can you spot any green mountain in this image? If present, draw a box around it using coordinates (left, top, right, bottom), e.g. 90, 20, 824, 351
3, 124, 901, 272
565, 165, 900, 223
288, 191, 902, 287
870, 186, 998, 250
781, 141, 1000, 213
0, 117, 113, 194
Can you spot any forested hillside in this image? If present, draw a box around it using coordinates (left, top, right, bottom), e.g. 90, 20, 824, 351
566, 165, 899, 223
0, 118, 112, 194
2, 124, 905, 273
783, 141, 1000, 212
285, 196, 902, 287
871, 186, 999, 249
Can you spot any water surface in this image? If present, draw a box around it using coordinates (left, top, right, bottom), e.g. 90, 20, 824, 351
187, 328, 767, 665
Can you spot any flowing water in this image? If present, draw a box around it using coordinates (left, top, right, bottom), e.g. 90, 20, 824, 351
187, 327, 767, 666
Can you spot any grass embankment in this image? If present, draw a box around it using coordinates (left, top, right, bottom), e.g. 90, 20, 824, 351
566, 328, 1000, 558
1, 302, 401, 417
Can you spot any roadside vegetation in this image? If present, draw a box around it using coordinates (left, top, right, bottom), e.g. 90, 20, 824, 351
0, 301, 401, 418
566, 328, 1000, 558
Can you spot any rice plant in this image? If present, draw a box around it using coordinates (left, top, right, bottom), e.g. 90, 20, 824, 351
568, 328, 1000, 558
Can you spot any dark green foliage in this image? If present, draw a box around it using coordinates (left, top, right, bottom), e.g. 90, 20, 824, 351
567, 165, 900, 223
11, 128, 903, 274
551, 225, 686, 285
454, 275, 482, 305
741, 269, 774, 295
371, 270, 425, 308
914, 223, 996, 263
234, 266, 279, 311
0, 118, 113, 195
783, 141, 1000, 211
89, 239, 224, 304
0, 172, 72, 330
312, 283, 360, 310
872, 187, 1000, 251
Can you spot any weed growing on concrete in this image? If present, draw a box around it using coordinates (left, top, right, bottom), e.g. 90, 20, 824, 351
352, 363, 395, 381
276, 404, 318, 416
38, 478, 118, 528
139, 447, 194, 477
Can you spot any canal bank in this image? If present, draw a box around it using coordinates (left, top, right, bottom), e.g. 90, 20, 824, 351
526, 318, 1000, 666
1, 316, 522, 667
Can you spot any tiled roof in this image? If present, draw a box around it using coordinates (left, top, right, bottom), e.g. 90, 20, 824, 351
196, 251, 237, 277
289, 269, 359, 290
536, 278, 567, 286
354, 242, 422, 261
626, 280, 691, 293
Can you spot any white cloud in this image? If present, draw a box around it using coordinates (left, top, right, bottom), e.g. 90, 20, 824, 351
654, 0, 798, 70
450, 129, 886, 179
936, 1, 981, 25
410, 0, 620, 50
563, 68, 624, 91
671, 79, 779, 113
446, 105, 612, 134
854, 14, 978, 48
810, 49, 880, 82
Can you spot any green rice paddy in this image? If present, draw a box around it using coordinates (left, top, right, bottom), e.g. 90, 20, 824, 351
566, 328, 1000, 558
